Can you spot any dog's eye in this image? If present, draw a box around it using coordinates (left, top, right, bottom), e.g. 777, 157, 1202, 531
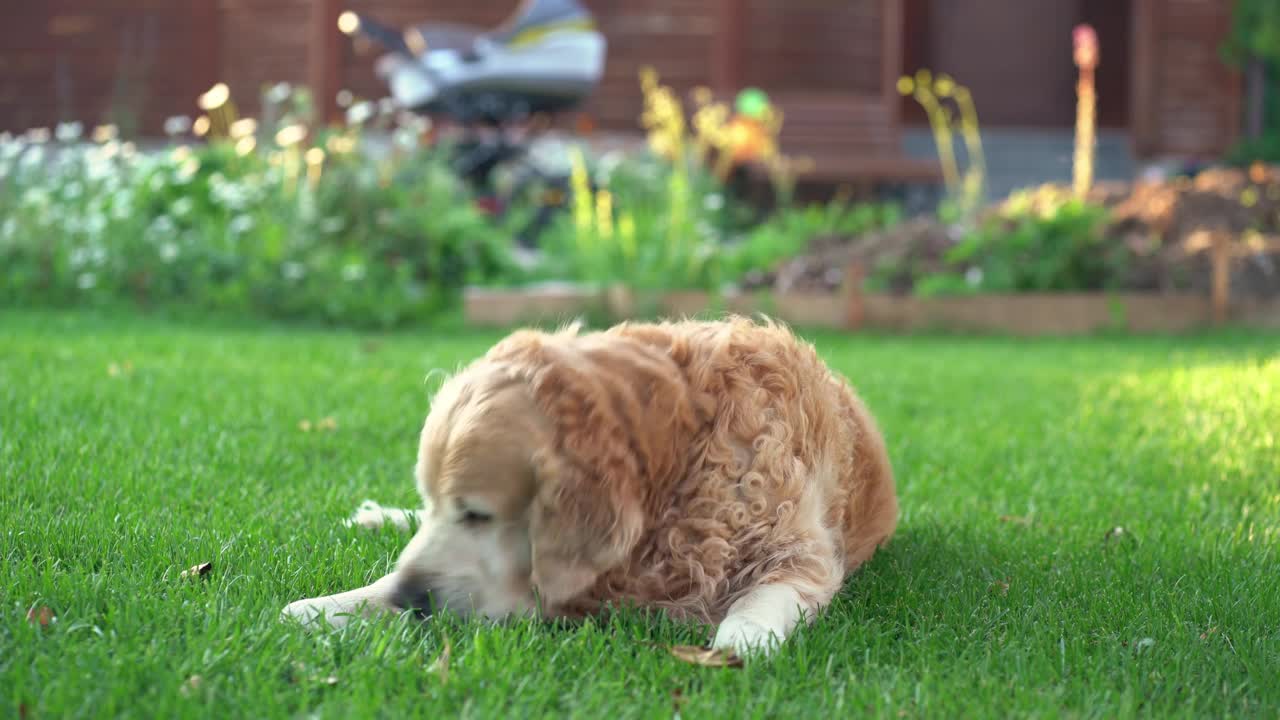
460, 508, 492, 525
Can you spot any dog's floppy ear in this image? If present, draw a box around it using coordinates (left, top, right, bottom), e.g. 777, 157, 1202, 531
529, 447, 643, 607
519, 345, 646, 608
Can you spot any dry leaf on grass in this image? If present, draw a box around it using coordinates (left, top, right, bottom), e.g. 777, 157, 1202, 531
107, 361, 135, 377
181, 562, 213, 580
670, 688, 688, 714
427, 638, 452, 684
1102, 526, 1133, 545
998, 514, 1033, 527
299, 417, 338, 432
287, 661, 339, 687
26, 606, 54, 626
179, 675, 204, 697
669, 645, 743, 668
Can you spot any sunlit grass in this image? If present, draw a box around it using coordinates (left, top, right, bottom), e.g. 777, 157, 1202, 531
2, 310, 1278, 718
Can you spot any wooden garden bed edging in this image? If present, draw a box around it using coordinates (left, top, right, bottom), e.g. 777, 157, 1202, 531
463, 284, 605, 327
464, 280, 1275, 335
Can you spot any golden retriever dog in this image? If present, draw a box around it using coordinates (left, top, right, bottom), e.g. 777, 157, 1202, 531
282, 316, 898, 657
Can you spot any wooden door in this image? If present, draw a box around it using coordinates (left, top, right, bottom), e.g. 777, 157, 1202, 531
901, 0, 1132, 128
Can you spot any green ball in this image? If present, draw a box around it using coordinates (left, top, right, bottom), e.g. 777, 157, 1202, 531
735, 88, 771, 119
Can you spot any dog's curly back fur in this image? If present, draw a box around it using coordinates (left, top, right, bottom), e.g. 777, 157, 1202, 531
484, 316, 898, 623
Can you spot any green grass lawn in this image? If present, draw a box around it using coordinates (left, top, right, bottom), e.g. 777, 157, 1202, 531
3, 310, 1278, 719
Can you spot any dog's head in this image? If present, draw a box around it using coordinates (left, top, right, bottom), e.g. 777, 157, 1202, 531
389, 336, 657, 619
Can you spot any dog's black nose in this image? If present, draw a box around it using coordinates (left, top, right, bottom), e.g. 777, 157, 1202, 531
390, 577, 436, 618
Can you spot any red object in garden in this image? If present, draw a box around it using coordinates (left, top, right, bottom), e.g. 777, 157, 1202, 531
1072, 23, 1099, 198
475, 196, 504, 216
1073, 24, 1099, 70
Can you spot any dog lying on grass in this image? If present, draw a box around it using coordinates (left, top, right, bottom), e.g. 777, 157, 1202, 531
282, 317, 898, 657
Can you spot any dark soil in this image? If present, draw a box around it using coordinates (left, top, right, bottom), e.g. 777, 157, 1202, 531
739, 165, 1280, 298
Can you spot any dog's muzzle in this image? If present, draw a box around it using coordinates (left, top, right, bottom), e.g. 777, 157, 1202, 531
390, 576, 437, 619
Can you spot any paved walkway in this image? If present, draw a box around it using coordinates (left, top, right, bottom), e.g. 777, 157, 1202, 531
901, 126, 1137, 202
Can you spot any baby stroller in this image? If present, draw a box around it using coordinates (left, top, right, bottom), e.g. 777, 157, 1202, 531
341, 0, 608, 247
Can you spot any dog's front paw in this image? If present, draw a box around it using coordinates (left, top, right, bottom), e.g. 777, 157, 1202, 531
712, 615, 784, 658
343, 500, 415, 531
281, 597, 346, 629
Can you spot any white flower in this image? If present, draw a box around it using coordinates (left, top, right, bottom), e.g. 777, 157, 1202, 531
55, 122, 84, 142
393, 127, 419, 152
171, 197, 193, 218
92, 124, 119, 143
282, 262, 306, 281
149, 215, 177, 237
176, 157, 199, 183
274, 124, 307, 147
336, 89, 354, 108
21, 186, 50, 207
163, 116, 192, 137
111, 191, 134, 220
76, 272, 97, 290
85, 153, 115, 183
19, 145, 45, 170
965, 266, 984, 287
229, 118, 258, 140
26, 127, 51, 144
69, 247, 89, 268
159, 242, 179, 263
266, 82, 293, 104
396, 112, 430, 135
63, 181, 84, 201
84, 213, 107, 237
1, 218, 15, 240
703, 193, 724, 211
346, 101, 375, 126
228, 215, 254, 236
341, 263, 366, 282
210, 173, 249, 211
89, 245, 106, 265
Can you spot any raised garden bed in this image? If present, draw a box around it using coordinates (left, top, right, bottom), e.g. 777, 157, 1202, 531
465, 166, 1280, 335
464, 280, 1278, 335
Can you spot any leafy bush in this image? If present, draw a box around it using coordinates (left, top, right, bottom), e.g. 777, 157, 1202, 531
1221, 0, 1280, 166
723, 199, 903, 283
1226, 136, 1280, 166
526, 149, 901, 293
528, 147, 749, 291
0, 103, 516, 328
914, 187, 1123, 296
